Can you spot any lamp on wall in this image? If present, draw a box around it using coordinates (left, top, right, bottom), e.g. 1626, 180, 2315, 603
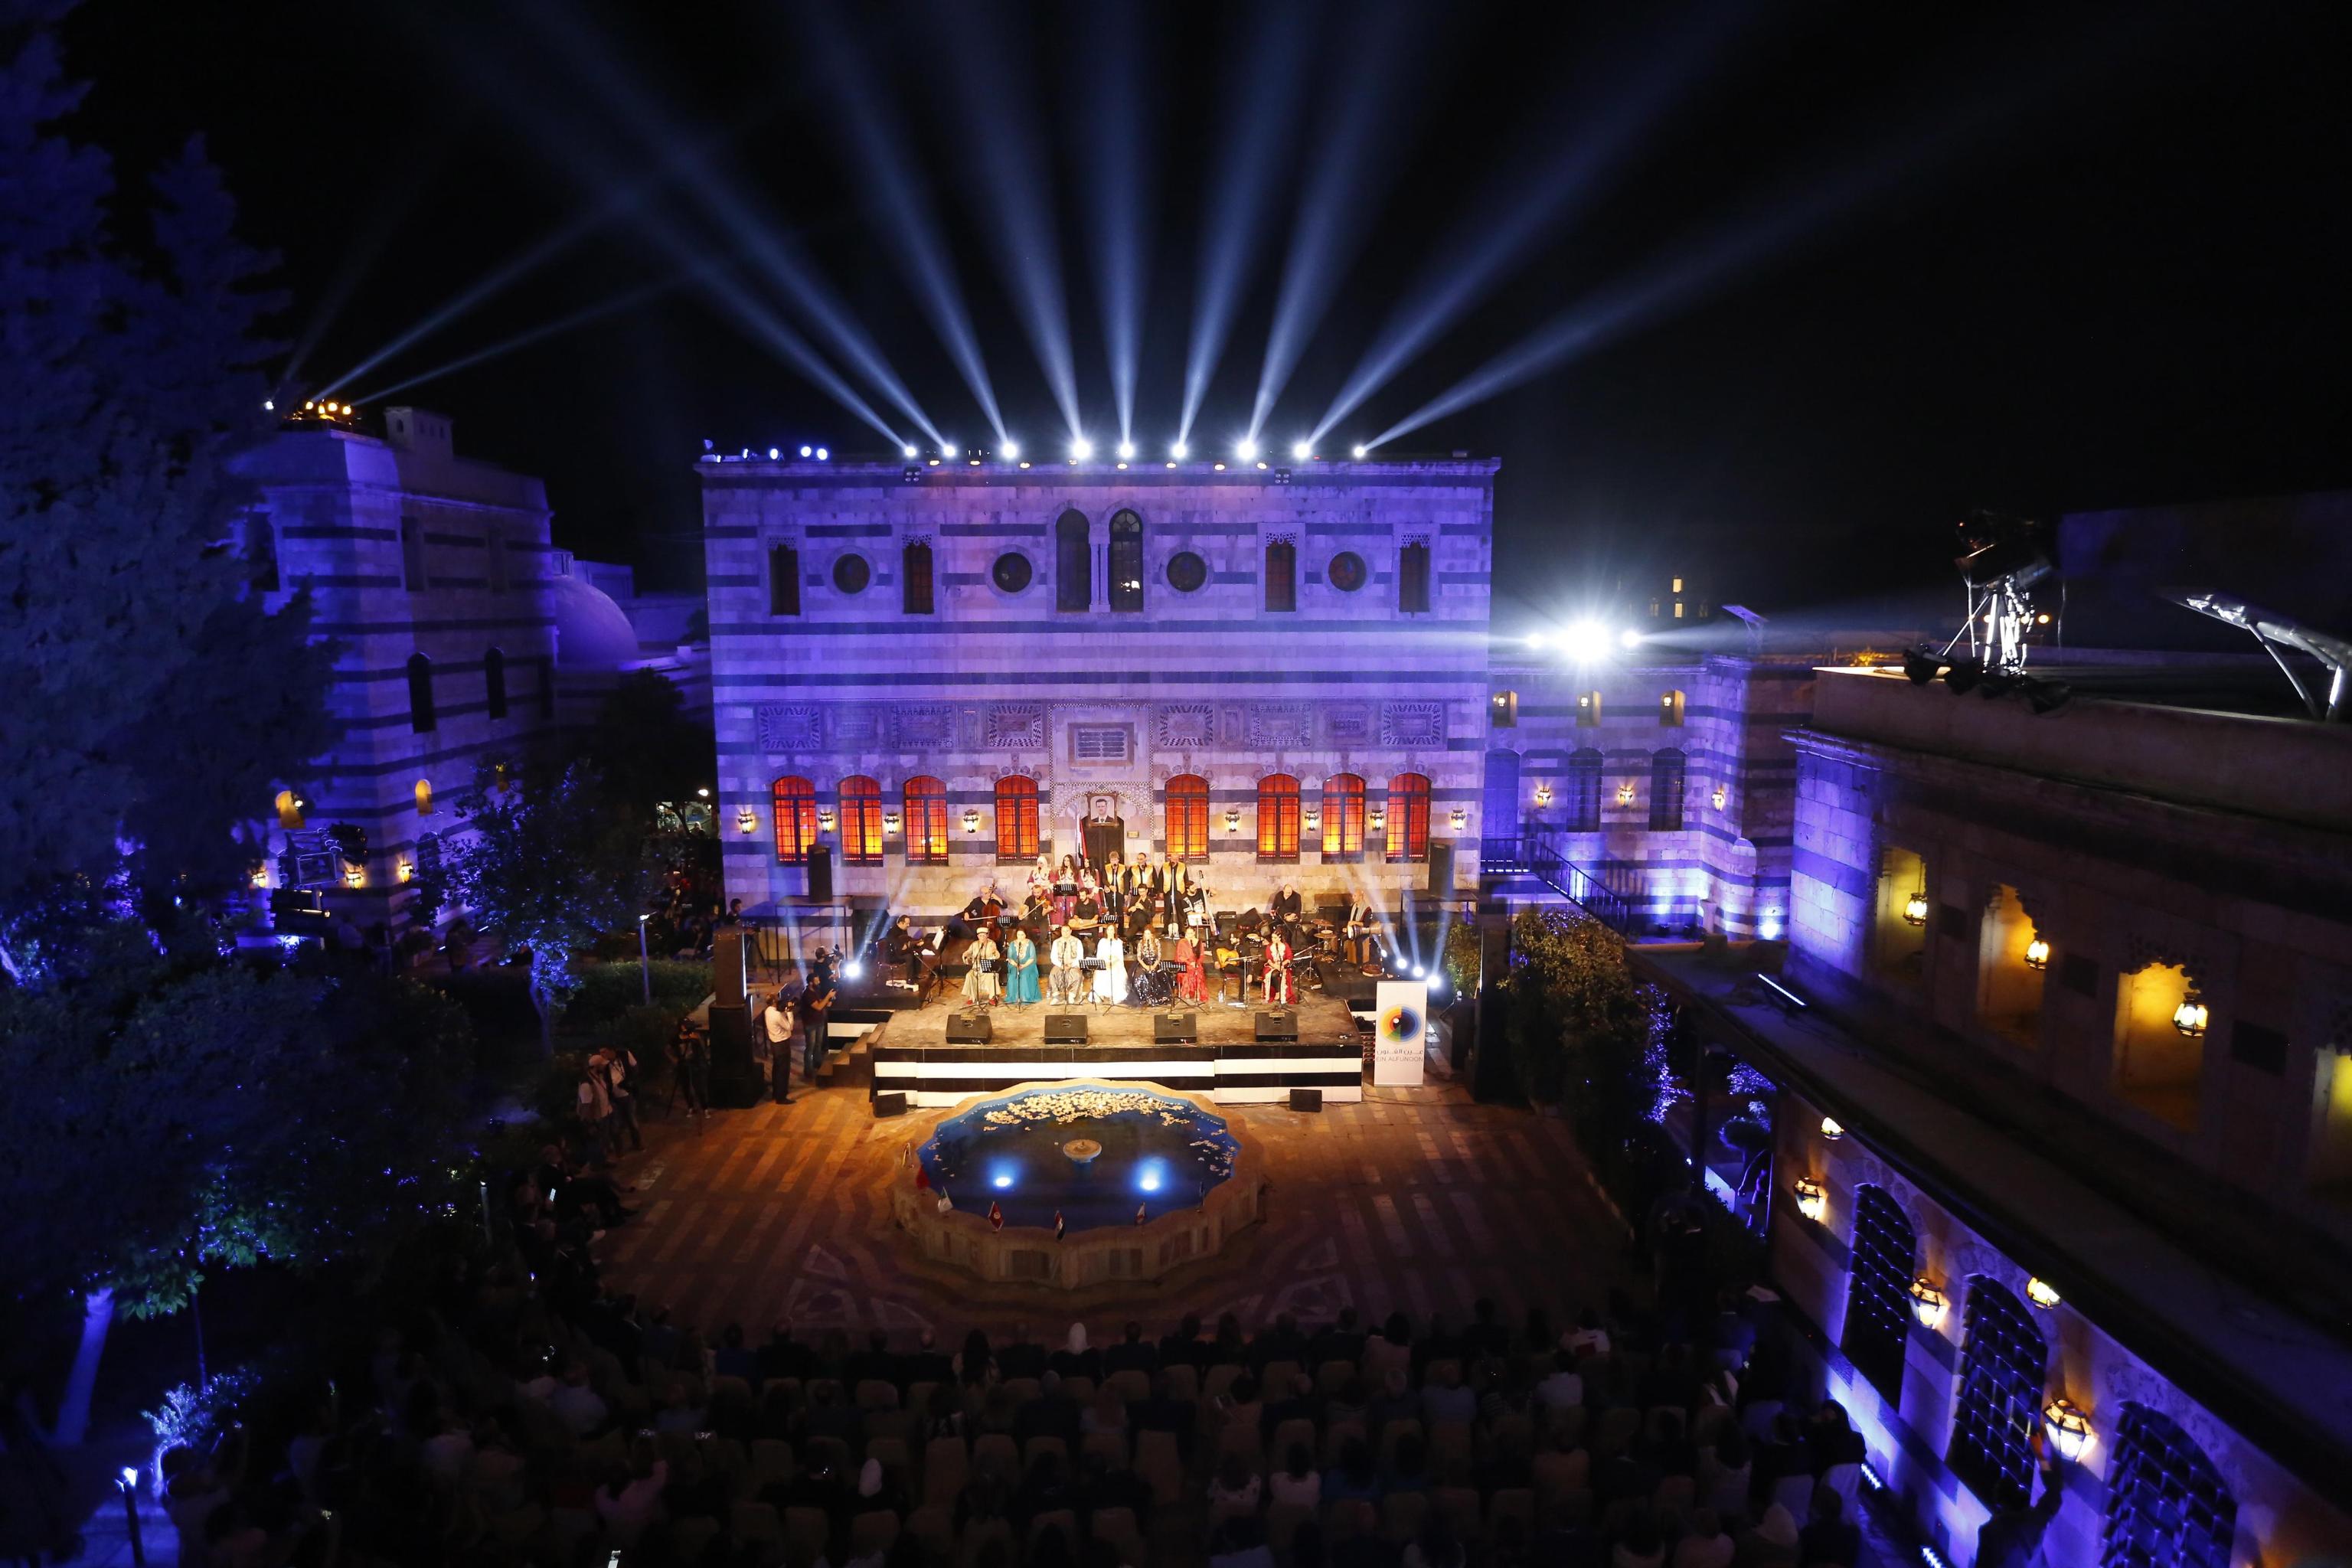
1449, 808, 1468, 831
1534, 783, 1554, 808
396, 858, 413, 884
2024, 935, 2051, 971
1907, 1276, 1947, 1330
2024, 1276, 2062, 1311
2173, 983, 2209, 1039
962, 808, 982, 835
1223, 808, 1241, 834
736, 808, 758, 835
1792, 1175, 1826, 1223
1303, 803, 1321, 831
1711, 783, 1728, 810
1903, 888, 1929, 926
883, 811, 902, 835
342, 866, 367, 889
2042, 1397, 2093, 1462
1368, 805, 1387, 832
1616, 781, 1636, 807
818, 805, 837, 833
1820, 1116, 1845, 1140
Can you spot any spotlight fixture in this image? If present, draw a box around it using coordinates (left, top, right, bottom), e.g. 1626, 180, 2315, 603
1533, 783, 1553, 808
2042, 1398, 2093, 1462
799, 445, 813, 458
1291, 439, 1311, 460
1071, 436, 1094, 460
2173, 984, 2208, 1039
903, 443, 919, 458
1351, 443, 1367, 459
815, 448, 828, 461
1907, 1277, 1947, 1330
1000, 439, 1019, 459
1903, 648, 1947, 684
1903, 889, 1929, 926
843, 959, 864, 980
1557, 620, 1612, 664
2024, 1276, 2062, 1310
2024, 936, 2051, 970
1165, 461, 1178, 469
1526, 633, 1549, 650
767, 447, 779, 459
1821, 1116, 1845, 1140
1171, 440, 1190, 459
1619, 628, 1642, 649
1116, 439, 1135, 459
1235, 437, 1259, 462
1792, 1175, 1826, 1223
1213, 462, 1227, 471
1712, 784, 1729, 811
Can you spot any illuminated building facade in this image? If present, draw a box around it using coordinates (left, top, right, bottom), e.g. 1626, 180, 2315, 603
699, 455, 1495, 923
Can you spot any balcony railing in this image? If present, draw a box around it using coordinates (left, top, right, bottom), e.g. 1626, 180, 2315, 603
1479, 826, 1638, 933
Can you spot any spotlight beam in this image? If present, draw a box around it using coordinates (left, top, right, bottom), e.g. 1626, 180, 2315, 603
348, 266, 697, 406
937, 2, 1083, 439
283, 120, 459, 387
797, 2, 1007, 443
1248, 0, 1432, 443
1309, 4, 1749, 444
1076, 0, 1156, 449
531, 1, 946, 446
1177, 0, 1319, 446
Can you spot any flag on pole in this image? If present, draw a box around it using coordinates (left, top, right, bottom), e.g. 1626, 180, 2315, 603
1053, 1210, 1067, 1241
1135, 1202, 1148, 1227
988, 1200, 1004, 1233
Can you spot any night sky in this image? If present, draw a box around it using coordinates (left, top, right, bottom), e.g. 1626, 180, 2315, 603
66, 1, 2352, 626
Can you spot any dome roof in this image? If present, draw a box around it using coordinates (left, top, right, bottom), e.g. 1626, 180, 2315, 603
549, 570, 642, 672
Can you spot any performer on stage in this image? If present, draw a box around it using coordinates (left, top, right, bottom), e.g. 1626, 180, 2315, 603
1093, 926, 1129, 1006
1132, 926, 1164, 1004
1048, 925, 1086, 1004
1052, 856, 1080, 926
1272, 880, 1305, 945
962, 929, 1001, 1006
1027, 853, 1054, 906
1100, 853, 1126, 930
1184, 877, 1210, 938
1161, 855, 1187, 938
1261, 927, 1295, 1004
1003, 926, 1040, 1006
1344, 896, 1378, 964
1071, 875, 1102, 935
1020, 887, 1052, 934
1173, 933, 1207, 1007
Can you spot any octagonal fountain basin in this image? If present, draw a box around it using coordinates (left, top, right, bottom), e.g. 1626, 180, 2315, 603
918, 1083, 1240, 1232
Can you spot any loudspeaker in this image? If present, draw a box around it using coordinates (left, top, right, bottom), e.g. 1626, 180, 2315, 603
806, 844, 834, 903
873, 1090, 909, 1119
714, 928, 747, 1004
1044, 1013, 1089, 1045
1154, 1011, 1198, 1044
945, 1011, 992, 1044
1255, 1008, 1298, 1043
705, 1002, 760, 1107
1289, 1087, 1323, 1112
1427, 841, 1455, 897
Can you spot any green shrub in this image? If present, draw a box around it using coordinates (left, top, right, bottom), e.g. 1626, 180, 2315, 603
558, 959, 711, 1032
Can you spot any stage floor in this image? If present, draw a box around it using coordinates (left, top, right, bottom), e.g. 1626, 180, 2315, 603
868, 989, 1360, 1051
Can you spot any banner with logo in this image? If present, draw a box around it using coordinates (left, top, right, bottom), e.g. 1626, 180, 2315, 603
1373, 981, 1428, 1087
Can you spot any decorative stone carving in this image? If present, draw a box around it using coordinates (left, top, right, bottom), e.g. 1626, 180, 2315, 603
890, 703, 952, 749
985, 703, 1046, 750
1326, 705, 1373, 746
1248, 702, 1312, 748
756, 702, 822, 752
831, 704, 884, 747
1380, 701, 1445, 746
2122, 929, 2207, 981
1155, 703, 1217, 750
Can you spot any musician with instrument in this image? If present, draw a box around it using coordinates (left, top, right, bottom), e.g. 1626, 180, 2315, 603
962, 928, 1001, 1006
1051, 856, 1081, 926
1343, 896, 1378, 965
1260, 927, 1296, 1005
1047, 925, 1086, 1004
1271, 881, 1305, 946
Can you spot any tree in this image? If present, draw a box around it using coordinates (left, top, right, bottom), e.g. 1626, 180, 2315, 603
1501, 908, 1650, 1115
581, 668, 715, 822
443, 761, 661, 1051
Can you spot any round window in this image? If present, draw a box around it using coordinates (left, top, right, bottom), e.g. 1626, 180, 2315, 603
1166, 550, 1208, 593
831, 553, 871, 594
991, 551, 1033, 593
1328, 551, 1368, 593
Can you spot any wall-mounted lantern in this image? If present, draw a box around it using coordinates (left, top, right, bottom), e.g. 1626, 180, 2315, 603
2173, 985, 2208, 1039
2025, 1276, 2062, 1311
1903, 889, 1929, 926
1908, 1277, 1947, 1330
736, 808, 758, 835
2024, 936, 2051, 971
1793, 1175, 1827, 1223
962, 808, 982, 835
2043, 1397, 2093, 1462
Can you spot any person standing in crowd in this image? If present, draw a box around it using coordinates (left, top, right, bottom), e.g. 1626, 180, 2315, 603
801, 949, 837, 1082
668, 1017, 709, 1116
577, 1056, 616, 1159
760, 989, 795, 1105
593, 1046, 642, 1152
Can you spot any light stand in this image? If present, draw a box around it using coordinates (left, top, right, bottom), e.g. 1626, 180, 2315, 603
1942, 511, 2054, 678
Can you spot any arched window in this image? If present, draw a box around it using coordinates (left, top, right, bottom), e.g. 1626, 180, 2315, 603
413, 779, 435, 817
905, 776, 949, 864
1109, 509, 1144, 612
1843, 1185, 1916, 1404
2102, 1405, 2236, 1568
1320, 773, 1365, 860
1949, 1281, 2046, 1511
1265, 539, 1297, 612
1165, 774, 1210, 861
995, 776, 1039, 862
1398, 540, 1431, 613
773, 776, 817, 864
769, 542, 802, 616
838, 776, 884, 864
903, 539, 935, 615
484, 647, 508, 720
1056, 509, 1091, 612
1648, 749, 1686, 831
1566, 749, 1603, 831
1256, 774, 1300, 863
1387, 773, 1431, 862
407, 653, 436, 733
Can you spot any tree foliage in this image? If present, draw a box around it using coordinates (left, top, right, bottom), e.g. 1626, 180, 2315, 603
1501, 908, 1650, 1114
0, 16, 335, 944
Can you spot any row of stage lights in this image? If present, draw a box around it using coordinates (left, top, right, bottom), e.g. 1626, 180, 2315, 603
732, 436, 1380, 466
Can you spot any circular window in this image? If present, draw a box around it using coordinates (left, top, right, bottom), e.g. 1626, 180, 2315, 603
1166, 551, 1208, 593
1328, 551, 1368, 593
831, 553, 871, 594
991, 551, 1033, 593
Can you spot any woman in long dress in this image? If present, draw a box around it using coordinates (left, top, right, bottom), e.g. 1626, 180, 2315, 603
1002, 927, 1041, 1006
962, 930, 1001, 1006
1093, 928, 1128, 1005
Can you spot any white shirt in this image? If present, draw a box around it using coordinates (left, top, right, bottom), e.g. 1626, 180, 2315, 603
763, 1004, 792, 1044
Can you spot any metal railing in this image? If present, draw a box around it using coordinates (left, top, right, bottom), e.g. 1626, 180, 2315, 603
1479, 828, 1639, 933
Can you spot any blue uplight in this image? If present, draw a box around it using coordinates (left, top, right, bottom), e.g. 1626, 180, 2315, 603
1137, 1161, 1165, 1194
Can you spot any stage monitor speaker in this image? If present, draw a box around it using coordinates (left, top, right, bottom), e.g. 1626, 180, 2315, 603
705, 1001, 760, 1107
1427, 841, 1455, 897
1155, 1011, 1199, 1044
1044, 1013, 1089, 1045
714, 927, 748, 1004
945, 1011, 992, 1044
873, 1090, 909, 1119
1290, 1087, 1323, 1112
1255, 1008, 1298, 1043
806, 844, 834, 903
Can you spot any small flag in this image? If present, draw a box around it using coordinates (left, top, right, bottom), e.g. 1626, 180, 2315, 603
1135, 1202, 1148, 1227
1054, 1210, 1067, 1241
988, 1200, 1004, 1233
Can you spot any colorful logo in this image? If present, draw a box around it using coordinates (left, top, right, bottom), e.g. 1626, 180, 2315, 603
1380, 1004, 1422, 1043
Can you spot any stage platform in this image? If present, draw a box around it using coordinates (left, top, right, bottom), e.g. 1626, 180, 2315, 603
867, 991, 1365, 1107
